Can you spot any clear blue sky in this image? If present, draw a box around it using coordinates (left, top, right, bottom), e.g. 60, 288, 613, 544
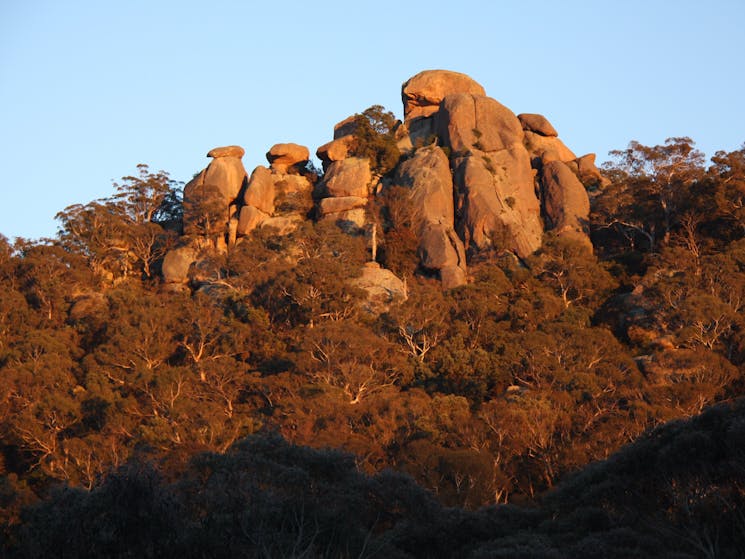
1, 0, 744, 240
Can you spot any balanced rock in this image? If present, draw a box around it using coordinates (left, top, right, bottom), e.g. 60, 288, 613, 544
517, 113, 558, 137
182, 146, 248, 236
207, 145, 245, 158
402, 70, 486, 121
316, 136, 355, 166
523, 131, 576, 163
266, 143, 309, 172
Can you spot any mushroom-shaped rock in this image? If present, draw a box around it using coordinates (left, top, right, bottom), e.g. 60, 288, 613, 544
402, 70, 486, 121
517, 114, 558, 137
266, 143, 309, 172
318, 158, 372, 198
437, 94, 524, 154
541, 160, 591, 236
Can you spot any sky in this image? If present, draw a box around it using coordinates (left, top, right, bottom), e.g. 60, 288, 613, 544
1, 0, 744, 241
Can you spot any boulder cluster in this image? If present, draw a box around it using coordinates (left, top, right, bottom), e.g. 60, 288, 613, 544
164, 69, 606, 294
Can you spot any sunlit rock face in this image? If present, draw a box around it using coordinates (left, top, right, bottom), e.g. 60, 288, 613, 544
395, 69, 602, 283
172, 70, 605, 292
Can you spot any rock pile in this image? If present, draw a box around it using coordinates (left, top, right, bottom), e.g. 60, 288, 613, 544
168, 69, 606, 293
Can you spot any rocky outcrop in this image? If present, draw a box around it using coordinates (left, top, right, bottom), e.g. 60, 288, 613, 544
237, 156, 313, 237
541, 159, 591, 242
517, 113, 558, 137
402, 70, 485, 120
318, 157, 372, 199
393, 146, 467, 287
162, 246, 197, 286
182, 145, 249, 244
171, 69, 605, 295
351, 262, 407, 314
433, 93, 543, 257
266, 143, 309, 173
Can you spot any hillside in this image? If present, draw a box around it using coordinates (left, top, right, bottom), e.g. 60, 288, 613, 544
1, 69, 744, 556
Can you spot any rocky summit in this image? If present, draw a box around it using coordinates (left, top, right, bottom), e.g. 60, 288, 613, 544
166, 69, 605, 292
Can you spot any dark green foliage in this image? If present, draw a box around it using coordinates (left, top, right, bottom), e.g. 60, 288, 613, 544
350, 105, 401, 177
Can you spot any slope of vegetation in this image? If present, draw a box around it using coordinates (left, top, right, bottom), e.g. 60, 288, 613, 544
0, 138, 744, 556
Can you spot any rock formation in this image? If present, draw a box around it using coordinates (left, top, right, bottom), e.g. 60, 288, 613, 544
170, 69, 607, 294
237, 143, 313, 236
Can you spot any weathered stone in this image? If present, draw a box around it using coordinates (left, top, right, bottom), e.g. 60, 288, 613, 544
203, 156, 248, 203
274, 174, 313, 195
266, 143, 310, 172
207, 145, 245, 158
517, 113, 558, 137
321, 207, 367, 231
575, 153, 606, 187
541, 160, 590, 235
317, 196, 368, 216
395, 146, 454, 226
399, 115, 438, 151
419, 223, 465, 270
402, 69, 486, 120
316, 136, 355, 166
319, 158, 371, 198
261, 214, 303, 235
440, 265, 467, 289
236, 205, 269, 236
454, 146, 542, 257
350, 261, 407, 314
438, 94, 524, 154
243, 166, 275, 215
523, 131, 576, 163
162, 246, 197, 283
333, 116, 359, 139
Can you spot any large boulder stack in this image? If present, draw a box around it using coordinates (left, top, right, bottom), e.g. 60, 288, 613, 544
182, 145, 248, 248
436, 93, 543, 258
395, 69, 605, 280
168, 70, 607, 294
237, 143, 314, 237
314, 117, 375, 231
